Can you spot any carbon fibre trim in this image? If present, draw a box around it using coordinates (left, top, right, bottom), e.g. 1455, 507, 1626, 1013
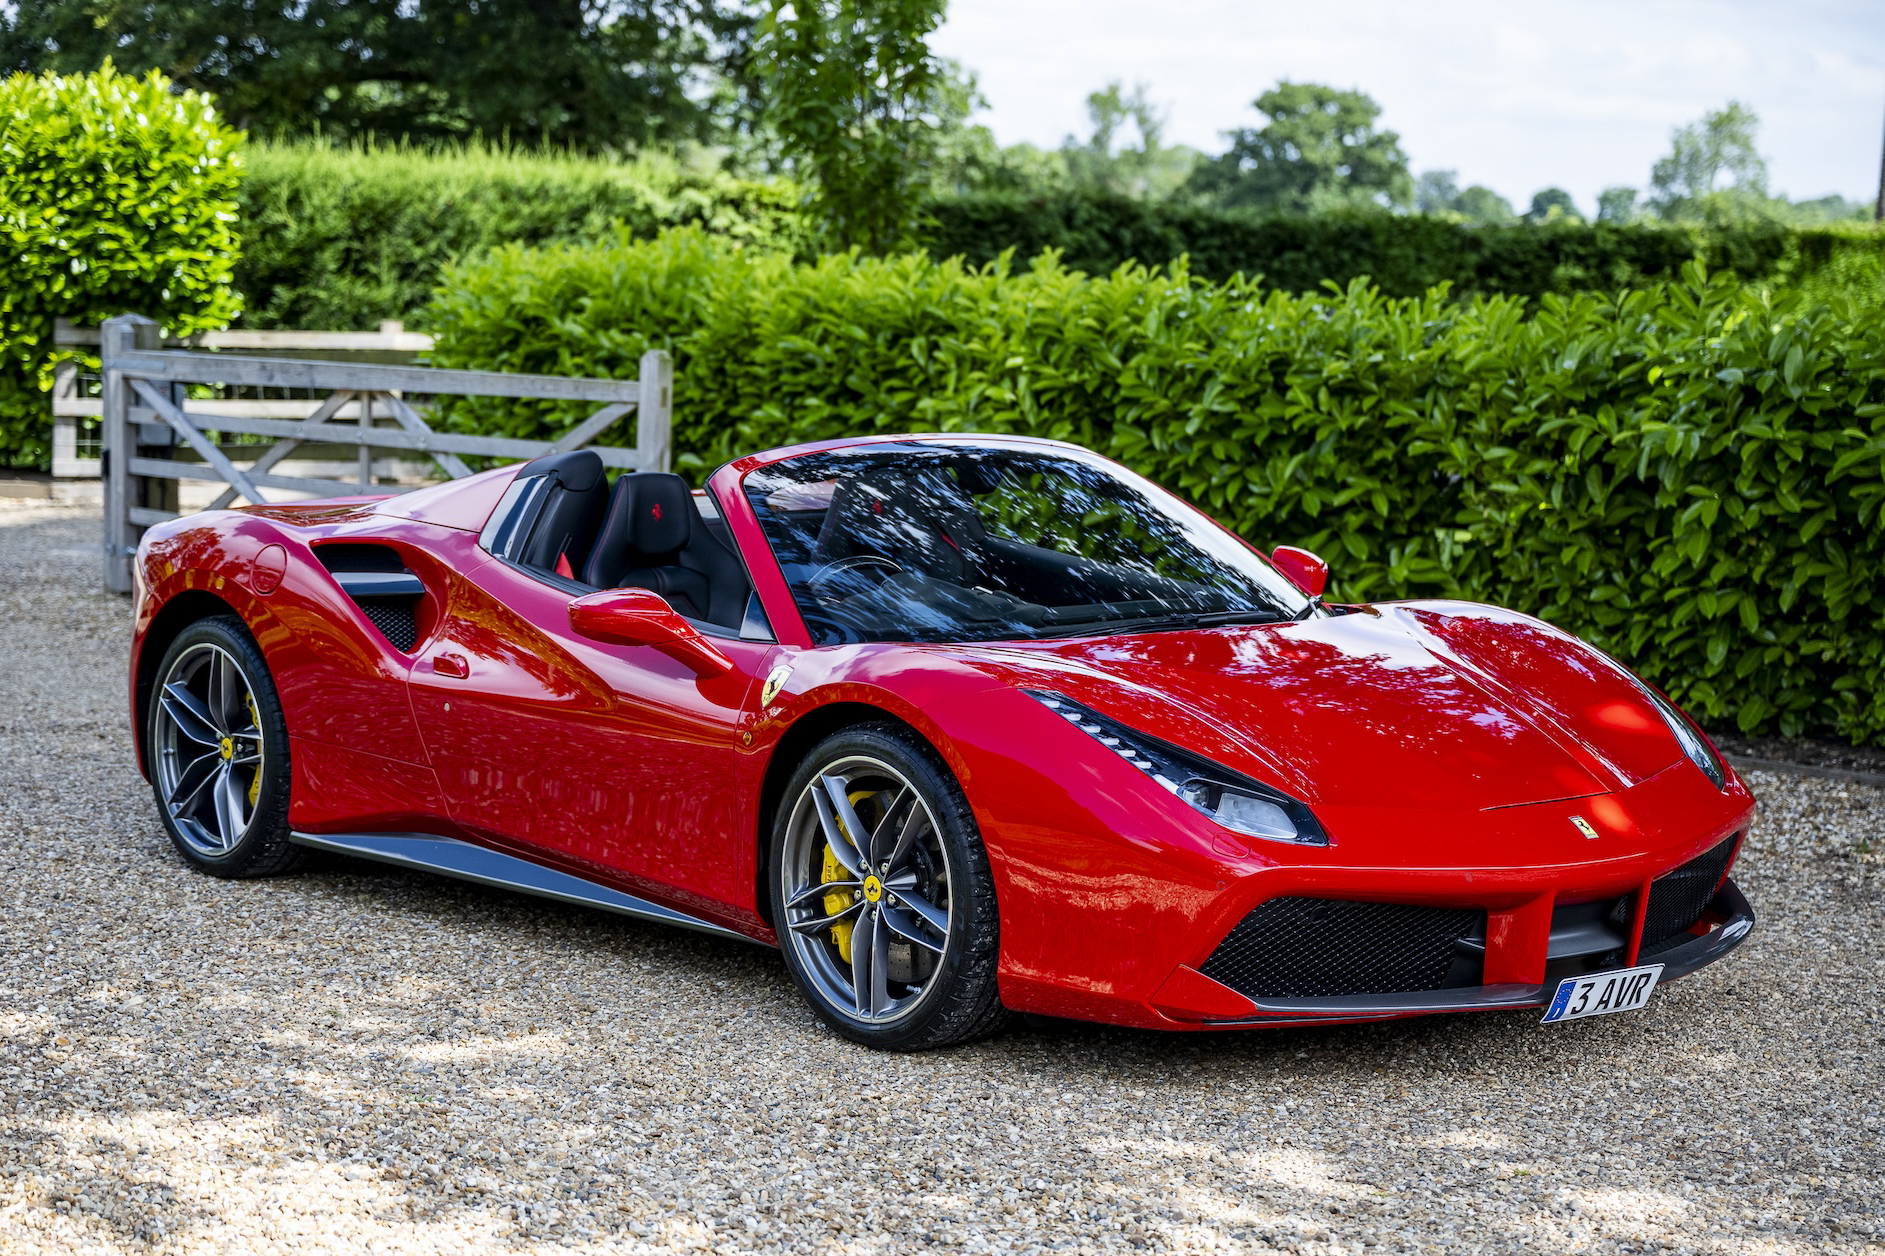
288, 831, 756, 943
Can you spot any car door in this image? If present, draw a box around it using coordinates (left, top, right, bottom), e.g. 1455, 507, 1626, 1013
408, 552, 770, 917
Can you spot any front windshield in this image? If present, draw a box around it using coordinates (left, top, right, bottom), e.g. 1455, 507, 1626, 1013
743, 442, 1313, 646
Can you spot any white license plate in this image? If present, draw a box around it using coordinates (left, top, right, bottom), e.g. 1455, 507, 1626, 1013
1540, 963, 1663, 1024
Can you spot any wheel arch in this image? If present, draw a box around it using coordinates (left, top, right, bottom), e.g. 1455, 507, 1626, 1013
133, 589, 246, 774
751, 700, 945, 928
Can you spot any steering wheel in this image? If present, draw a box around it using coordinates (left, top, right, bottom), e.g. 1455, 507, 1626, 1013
807, 554, 903, 605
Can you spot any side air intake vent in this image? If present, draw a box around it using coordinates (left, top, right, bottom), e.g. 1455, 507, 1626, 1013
316, 544, 424, 652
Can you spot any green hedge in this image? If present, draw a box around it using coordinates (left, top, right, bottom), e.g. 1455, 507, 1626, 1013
235, 149, 1884, 330
920, 190, 1885, 299
235, 143, 811, 329
1, 66, 244, 467
425, 229, 1885, 744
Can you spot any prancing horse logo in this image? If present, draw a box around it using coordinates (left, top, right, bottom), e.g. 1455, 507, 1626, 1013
1570, 815, 1600, 840
760, 663, 792, 708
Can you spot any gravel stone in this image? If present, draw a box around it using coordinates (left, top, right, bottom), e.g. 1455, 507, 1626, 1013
1, 499, 1880, 1254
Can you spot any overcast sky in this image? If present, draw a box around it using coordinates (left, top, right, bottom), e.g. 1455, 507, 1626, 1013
931, 0, 1885, 212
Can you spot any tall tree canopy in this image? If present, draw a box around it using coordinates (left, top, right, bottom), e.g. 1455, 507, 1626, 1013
1059, 81, 1198, 200
1, 0, 753, 151
1646, 101, 1769, 221
753, 0, 957, 253
1414, 169, 1513, 223
1525, 187, 1583, 223
1187, 81, 1411, 213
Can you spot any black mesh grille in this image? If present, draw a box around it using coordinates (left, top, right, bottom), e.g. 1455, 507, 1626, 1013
360, 598, 418, 652
1639, 836, 1737, 955
1200, 898, 1487, 999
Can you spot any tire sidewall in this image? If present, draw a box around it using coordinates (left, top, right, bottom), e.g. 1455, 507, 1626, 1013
769, 723, 999, 1050
147, 615, 295, 876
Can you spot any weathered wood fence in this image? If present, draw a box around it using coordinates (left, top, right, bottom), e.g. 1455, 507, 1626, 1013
51, 317, 434, 479
94, 313, 671, 593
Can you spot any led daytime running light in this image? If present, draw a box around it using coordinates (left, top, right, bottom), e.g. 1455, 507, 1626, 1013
1026, 689, 1328, 846
1634, 680, 1728, 790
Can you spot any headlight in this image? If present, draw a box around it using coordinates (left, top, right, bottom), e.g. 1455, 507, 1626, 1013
1026, 690, 1329, 846
1630, 677, 1727, 790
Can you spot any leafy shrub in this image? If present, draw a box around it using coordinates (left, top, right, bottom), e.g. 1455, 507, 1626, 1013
920, 190, 1820, 295
232, 147, 1878, 336
427, 229, 1885, 744
0, 65, 244, 467
1768, 224, 1885, 309
235, 142, 811, 329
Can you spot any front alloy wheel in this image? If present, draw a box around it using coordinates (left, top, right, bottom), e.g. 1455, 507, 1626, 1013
148, 615, 302, 877
771, 725, 1007, 1049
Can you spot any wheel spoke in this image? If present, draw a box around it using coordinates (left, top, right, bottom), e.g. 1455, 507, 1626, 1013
888, 886, 948, 937
882, 800, 928, 876
879, 902, 946, 955
821, 775, 876, 868
811, 777, 864, 877
222, 653, 251, 731
786, 899, 863, 934
850, 904, 877, 1016
869, 907, 891, 1016
786, 879, 859, 910
212, 763, 246, 851
206, 654, 230, 731
160, 682, 223, 745
864, 786, 910, 865
166, 749, 221, 818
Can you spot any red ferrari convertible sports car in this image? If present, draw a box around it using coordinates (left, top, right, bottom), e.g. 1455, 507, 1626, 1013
131, 433, 1756, 1049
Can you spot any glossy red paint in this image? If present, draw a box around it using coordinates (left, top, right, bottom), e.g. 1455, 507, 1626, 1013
569, 587, 735, 676
131, 433, 1756, 1033
1269, 545, 1327, 598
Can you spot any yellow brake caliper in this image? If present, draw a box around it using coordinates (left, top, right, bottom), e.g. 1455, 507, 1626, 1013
822, 790, 874, 963
245, 693, 262, 806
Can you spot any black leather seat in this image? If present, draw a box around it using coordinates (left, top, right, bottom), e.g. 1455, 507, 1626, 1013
511, 450, 610, 575
814, 468, 991, 585
582, 473, 749, 628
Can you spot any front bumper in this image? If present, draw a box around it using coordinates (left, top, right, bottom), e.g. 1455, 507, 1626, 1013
1190, 879, 1754, 1026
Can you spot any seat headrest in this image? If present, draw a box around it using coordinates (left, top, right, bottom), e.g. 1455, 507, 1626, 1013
816, 468, 984, 581
607, 472, 694, 558
515, 448, 605, 493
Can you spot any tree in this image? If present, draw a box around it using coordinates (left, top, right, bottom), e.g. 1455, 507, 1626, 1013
1646, 101, 1770, 221
1414, 170, 1513, 223
1414, 170, 1460, 215
1058, 81, 1198, 200
753, 0, 956, 253
0, 0, 751, 152
1452, 185, 1514, 224
1596, 186, 1638, 223
1525, 187, 1583, 223
1186, 81, 1411, 213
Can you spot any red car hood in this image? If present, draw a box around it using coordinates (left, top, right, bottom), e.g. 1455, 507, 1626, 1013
940, 601, 1683, 811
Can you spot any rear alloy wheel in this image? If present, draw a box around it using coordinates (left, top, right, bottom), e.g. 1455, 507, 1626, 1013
771, 724, 1008, 1050
148, 615, 303, 877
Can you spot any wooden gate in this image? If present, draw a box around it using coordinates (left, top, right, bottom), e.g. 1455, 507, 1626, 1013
97, 314, 671, 593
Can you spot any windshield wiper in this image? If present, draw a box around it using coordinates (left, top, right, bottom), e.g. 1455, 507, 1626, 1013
1033, 608, 1285, 638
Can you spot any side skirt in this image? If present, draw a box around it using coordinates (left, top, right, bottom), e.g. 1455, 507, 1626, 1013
289, 830, 756, 944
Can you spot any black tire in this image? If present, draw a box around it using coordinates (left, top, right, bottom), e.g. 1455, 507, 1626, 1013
146, 614, 305, 878
769, 722, 1011, 1050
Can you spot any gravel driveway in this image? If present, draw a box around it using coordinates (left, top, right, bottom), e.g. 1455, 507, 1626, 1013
1, 500, 1880, 1255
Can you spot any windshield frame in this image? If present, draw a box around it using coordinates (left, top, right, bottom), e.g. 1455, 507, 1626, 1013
710, 434, 1317, 649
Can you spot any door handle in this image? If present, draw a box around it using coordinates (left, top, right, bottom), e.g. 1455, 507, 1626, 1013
433, 653, 469, 678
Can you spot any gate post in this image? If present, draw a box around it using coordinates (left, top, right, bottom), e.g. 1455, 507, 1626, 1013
100, 314, 160, 594
637, 349, 673, 475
